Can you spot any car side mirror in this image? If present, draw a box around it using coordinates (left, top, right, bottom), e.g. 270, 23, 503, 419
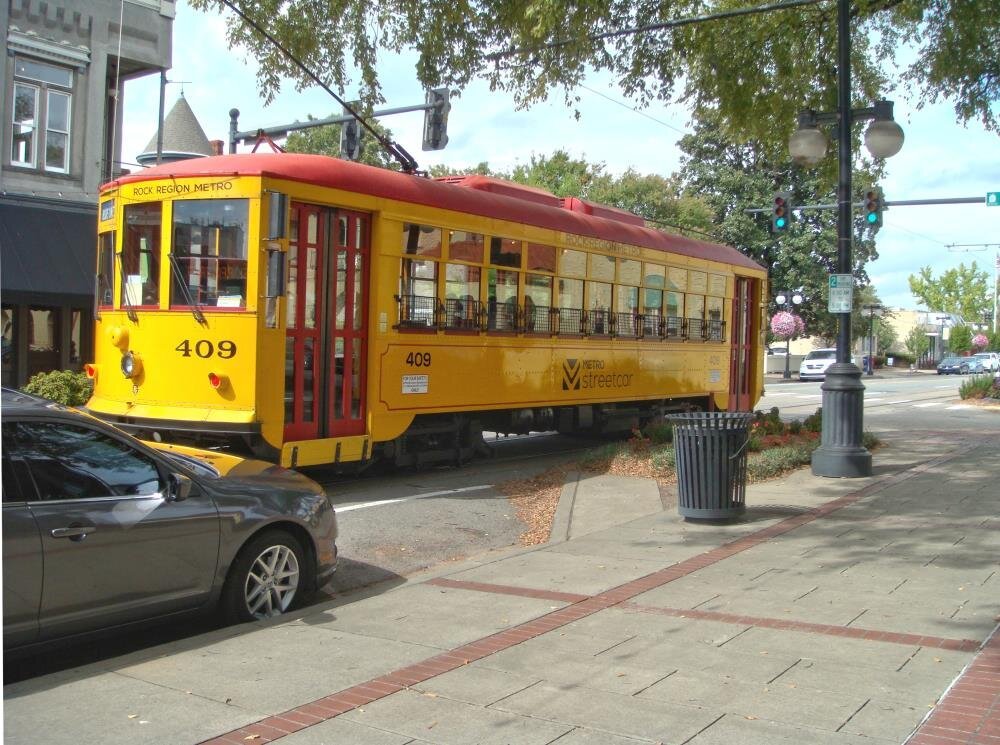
167, 473, 193, 502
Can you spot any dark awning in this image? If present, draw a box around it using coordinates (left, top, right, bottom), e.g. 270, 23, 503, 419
0, 196, 95, 306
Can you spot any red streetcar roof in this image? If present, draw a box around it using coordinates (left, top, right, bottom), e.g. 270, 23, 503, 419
109, 153, 763, 272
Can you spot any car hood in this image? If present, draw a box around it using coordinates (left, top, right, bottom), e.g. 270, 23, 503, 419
145, 441, 326, 496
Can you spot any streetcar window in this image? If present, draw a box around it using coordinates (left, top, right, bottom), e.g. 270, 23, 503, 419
400, 259, 437, 327
618, 259, 641, 286
643, 264, 665, 288
666, 266, 687, 291
448, 231, 483, 263
589, 254, 615, 282
643, 288, 663, 337
557, 277, 584, 335
97, 232, 114, 308
401, 223, 441, 257
526, 243, 556, 272
443, 263, 480, 330
665, 292, 684, 319
587, 281, 612, 334
525, 274, 552, 333
707, 296, 725, 341
617, 285, 639, 314
171, 199, 249, 309
122, 203, 162, 307
486, 269, 518, 331
687, 295, 706, 339
489, 237, 521, 268
559, 249, 586, 278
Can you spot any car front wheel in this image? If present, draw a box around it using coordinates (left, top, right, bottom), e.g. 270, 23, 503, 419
222, 530, 307, 624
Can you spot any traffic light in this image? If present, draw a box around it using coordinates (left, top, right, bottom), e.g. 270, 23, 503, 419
771, 191, 793, 232
863, 187, 884, 228
422, 87, 451, 151
340, 107, 362, 161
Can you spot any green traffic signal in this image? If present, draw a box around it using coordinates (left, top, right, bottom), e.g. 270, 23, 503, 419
771, 192, 792, 233
863, 187, 884, 228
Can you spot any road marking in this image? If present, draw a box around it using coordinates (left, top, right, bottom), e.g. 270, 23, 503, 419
336, 484, 494, 513
912, 402, 944, 408
946, 404, 977, 410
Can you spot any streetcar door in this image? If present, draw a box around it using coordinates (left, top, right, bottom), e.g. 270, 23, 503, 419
729, 277, 755, 411
284, 204, 326, 442
326, 211, 368, 437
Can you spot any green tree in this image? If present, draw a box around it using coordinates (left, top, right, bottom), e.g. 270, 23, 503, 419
948, 324, 973, 354
284, 114, 400, 169
192, 1, 999, 158
671, 115, 880, 343
905, 325, 930, 358
907, 262, 991, 321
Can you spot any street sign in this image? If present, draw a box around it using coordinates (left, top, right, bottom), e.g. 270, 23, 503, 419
987, 192, 1000, 206
828, 274, 854, 313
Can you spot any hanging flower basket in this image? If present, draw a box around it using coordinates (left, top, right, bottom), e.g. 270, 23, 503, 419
972, 333, 989, 351
770, 311, 805, 340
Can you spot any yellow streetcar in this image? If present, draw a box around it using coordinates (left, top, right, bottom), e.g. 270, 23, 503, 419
86, 153, 767, 468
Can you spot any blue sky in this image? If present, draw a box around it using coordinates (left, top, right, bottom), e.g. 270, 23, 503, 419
122, 1, 1000, 315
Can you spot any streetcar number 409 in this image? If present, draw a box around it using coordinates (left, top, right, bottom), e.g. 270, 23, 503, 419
176, 339, 237, 359
405, 352, 431, 367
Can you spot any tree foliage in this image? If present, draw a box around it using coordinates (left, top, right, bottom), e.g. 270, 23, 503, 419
947, 324, 973, 354
671, 115, 881, 344
283, 115, 400, 169
904, 325, 930, 357
907, 262, 991, 321
191, 0, 1000, 156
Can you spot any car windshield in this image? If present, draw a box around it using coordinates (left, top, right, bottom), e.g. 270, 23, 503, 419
941, 358, 961, 365
805, 350, 836, 360
973, 354, 989, 359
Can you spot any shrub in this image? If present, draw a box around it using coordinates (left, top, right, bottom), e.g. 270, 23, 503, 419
642, 421, 674, 444
22, 369, 93, 406
650, 447, 676, 472
959, 374, 997, 400
746, 441, 818, 481
803, 407, 823, 433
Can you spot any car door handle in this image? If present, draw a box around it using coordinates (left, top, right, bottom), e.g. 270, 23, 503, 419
51, 525, 96, 540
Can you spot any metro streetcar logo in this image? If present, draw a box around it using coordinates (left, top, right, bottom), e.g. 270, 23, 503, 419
562, 359, 581, 390
562, 357, 633, 391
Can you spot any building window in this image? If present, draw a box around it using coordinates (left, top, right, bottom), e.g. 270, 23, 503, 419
9, 58, 74, 173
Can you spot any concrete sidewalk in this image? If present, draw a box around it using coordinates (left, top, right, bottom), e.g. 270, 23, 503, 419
4, 429, 999, 745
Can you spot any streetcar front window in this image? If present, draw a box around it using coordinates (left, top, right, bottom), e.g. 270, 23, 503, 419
171, 199, 249, 309
122, 203, 162, 307
97, 232, 114, 308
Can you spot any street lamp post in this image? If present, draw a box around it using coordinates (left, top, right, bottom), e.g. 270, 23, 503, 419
936, 314, 950, 360
862, 303, 883, 376
787, 0, 904, 479
774, 291, 803, 379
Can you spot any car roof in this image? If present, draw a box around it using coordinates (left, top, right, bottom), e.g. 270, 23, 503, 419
1, 386, 64, 413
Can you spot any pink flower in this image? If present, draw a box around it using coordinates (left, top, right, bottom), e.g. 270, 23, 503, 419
770, 311, 805, 340
972, 333, 989, 351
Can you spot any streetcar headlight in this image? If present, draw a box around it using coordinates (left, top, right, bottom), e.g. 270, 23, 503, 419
120, 351, 142, 379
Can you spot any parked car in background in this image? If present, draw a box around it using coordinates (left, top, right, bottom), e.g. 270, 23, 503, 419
936, 356, 984, 375
972, 352, 1000, 372
2, 388, 338, 652
798, 348, 843, 381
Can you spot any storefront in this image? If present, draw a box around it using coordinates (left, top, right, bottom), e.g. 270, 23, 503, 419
1, 196, 95, 388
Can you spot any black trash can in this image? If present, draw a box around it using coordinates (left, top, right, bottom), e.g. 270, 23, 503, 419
669, 412, 753, 519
